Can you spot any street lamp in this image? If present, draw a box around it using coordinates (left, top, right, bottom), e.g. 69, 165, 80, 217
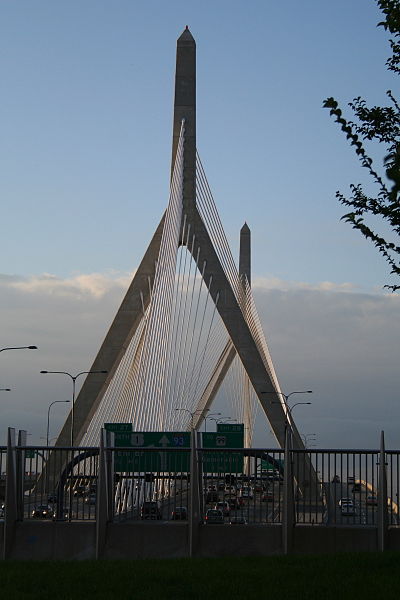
175, 407, 198, 430
0, 346, 37, 352
46, 400, 70, 447
40, 369, 107, 445
267, 390, 312, 440
0, 388, 11, 391
204, 413, 222, 432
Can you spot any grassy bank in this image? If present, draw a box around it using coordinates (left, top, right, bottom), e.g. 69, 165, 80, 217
1, 552, 400, 599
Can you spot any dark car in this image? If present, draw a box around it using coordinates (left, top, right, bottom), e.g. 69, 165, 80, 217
204, 509, 224, 524
32, 505, 54, 519
140, 501, 162, 520
171, 506, 188, 520
47, 492, 58, 503
205, 491, 218, 504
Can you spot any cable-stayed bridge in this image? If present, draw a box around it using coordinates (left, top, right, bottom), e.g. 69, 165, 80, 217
52, 27, 305, 455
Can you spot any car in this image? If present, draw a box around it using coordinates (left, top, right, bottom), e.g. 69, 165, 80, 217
332, 475, 340, 483
205, 491, 218, 504
239, 487, 253, 499
171, 506, 188, 520
47, 492, 58, 503
140, 501, 162, 520
224, 485, 236, 495
341, 502, 356, 516
31, 505, 54, 519
204, 509, 224, 524
261, 490, 274, 502
338, 497, 353, 507
229, 516, 247, 525
214, 501, 230, 516
254, 482, 265, 493
84, 493, 97, 505
352, 482, 362, 493
366, 494, 378, 506
73, 485, 86, 497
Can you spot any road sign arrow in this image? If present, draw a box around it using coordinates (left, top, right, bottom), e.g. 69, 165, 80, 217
158, 435, 171, 447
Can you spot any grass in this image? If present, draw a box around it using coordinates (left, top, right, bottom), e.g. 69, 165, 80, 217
1, 552, 400, 599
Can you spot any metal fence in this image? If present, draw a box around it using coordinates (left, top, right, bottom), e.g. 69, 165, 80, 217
1, 445, 398, 527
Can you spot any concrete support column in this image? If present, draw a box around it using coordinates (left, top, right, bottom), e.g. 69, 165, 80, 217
3, 427, 17, 559
189, 430, 200, 557
96, 428, 114, 559
282, 427, 295, 555
377, 430, 388, 552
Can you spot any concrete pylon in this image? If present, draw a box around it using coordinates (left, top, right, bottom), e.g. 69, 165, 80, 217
53, 28, 308, 471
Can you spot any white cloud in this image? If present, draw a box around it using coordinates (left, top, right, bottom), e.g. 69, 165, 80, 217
6, 271, 132, 299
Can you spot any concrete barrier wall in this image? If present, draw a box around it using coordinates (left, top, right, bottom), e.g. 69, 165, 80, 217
3, 521, 400, 560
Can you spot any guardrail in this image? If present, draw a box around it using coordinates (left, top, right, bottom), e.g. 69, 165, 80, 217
1, 435, 399, 530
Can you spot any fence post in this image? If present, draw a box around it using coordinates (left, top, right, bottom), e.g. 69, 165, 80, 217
3, 427, 17, 560
282, 427, 294, 555
377, 430, 388, 552
96, 428, 113, 559
16, 430, 27, 521
189, 429, 200, 557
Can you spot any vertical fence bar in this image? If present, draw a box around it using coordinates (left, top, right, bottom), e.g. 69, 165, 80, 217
378, 431, 388, 552
96, 430, 109, 559
189, 429, 200, 557
3, 427, 17, 560
282, 429, 294, 554
16, 430, 27, 521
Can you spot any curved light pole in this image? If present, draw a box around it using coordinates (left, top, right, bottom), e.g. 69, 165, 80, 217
0, 388, 11, 391
0, 345, 37, 353
175, 407, 199, 430
40, 370, 107, 445
46, 400, 70, 447
204, 413, 222, 432
268, 390, 312, 441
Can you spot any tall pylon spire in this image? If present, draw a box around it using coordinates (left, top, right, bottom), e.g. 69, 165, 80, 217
172, 27, 196, 212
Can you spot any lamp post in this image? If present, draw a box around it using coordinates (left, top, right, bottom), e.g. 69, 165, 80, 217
40, 369, 107, 445
46, 400, 70, 447
174, 407, 218, 431
0, 346, 37, 352
0, 388, 11, 391
204, 413, 222, 432
267, 390, 312, 442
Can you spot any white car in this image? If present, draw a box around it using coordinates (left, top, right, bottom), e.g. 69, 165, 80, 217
338, 497, 353, 507
340, 501, 356, 516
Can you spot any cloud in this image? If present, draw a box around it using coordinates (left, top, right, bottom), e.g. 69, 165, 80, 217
1, 271, 399, 449
5, 271, 132, 299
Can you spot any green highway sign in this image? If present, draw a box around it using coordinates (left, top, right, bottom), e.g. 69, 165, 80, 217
261, 457, 284, 472
104, 425, 190, 473
217, 423, 244, 433
201, 431, 244, 473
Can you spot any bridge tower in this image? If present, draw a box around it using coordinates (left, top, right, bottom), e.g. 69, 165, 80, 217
52, 28, 307, 457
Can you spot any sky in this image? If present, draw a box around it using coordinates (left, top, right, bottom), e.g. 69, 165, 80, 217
1, 0, 399, 449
